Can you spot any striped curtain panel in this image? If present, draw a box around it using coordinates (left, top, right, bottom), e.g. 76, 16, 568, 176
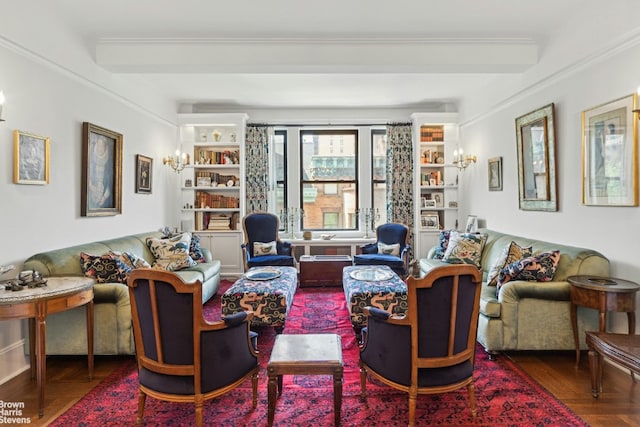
245, 124, 270, 213
386, 122, 414, 255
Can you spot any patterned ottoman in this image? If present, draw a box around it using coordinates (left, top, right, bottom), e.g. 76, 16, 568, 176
342, 265, 408, 340
222, 266, 298, 333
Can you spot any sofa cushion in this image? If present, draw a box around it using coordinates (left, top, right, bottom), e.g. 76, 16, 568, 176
253, 241, 277, 256
486, 241, 533, 287
497, 250, 561, 289
146, 232, 197, 271
442, 231, 487, 269
80, 252, 131, 284
433, 230, 451, 259
108, 251, 151, 270
189, 234, 206, 263
378, 242, 400, 256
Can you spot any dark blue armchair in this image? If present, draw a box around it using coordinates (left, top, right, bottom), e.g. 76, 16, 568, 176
353, 222, 411, 278
241, 212, 295, 271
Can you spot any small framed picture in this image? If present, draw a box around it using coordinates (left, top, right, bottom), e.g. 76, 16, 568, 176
422, 213, 440, 229
448, 201, 458, 208
465, 215, 478, 233
433, 193, 443, 207
13, 130, 50, 185
422, 198, 436, 208
135, 154, 153, 194
488, 156, 503, 191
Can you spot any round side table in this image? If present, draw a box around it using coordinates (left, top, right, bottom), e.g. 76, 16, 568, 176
568, 275, 640, 365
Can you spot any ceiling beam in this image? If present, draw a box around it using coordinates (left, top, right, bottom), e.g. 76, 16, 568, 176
96, 37, 538, 74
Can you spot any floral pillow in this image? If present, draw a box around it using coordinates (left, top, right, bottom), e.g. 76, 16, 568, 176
442, 231, 487, 269
253, 241, 277, 257
497, 250, 561, 290
108, 251, 151, 270
432, 230, 451, 259
146, 232, 197, 271
189, 234, 206, 263
486, 241, 533, 287
80, 252, 131, 284
378, 242, 400, 256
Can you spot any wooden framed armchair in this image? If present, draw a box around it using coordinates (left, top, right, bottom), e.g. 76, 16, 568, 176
127, 269, 259, 426
353, 222, 411, 277
241, 212, 295, 271
359, 264, 483, 426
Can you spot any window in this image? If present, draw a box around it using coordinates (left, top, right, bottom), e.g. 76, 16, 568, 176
371, 129, 388, 225
273, 130, 287, 230
300, 130, 358, 230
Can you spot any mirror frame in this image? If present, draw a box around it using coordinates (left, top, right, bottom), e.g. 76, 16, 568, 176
515, 103, 558, 211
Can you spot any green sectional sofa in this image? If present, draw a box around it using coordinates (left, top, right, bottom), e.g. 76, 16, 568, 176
420, 228, 609, 356
23, 231, 221, 355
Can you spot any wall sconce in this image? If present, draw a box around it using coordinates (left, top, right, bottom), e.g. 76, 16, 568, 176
452, 147, 477, 171
163, 148, 188, 173
0, 91, 5, 122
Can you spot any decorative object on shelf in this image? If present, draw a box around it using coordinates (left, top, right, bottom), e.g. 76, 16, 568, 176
516, 103, 558, 211
582, 94, 638, 206
488, 156, 503, 191
230, 132, 237, 142
448, 201, 458, 208
0, 90, 5, 122
356, 208, 380, 238
421, 213, 439, 229
465, 215, 478, 233
135, 154, 152, 194
184, 179, 192, 187
212, 129, 222, 142
280, 207, 304, 238
320, 233, 336, 240
163, 147, 187, 173
433, 193, 443, 208
13, 129, 50, 185
81, 122, 123, 217
303, 231, 312, 240
452, 147, 477, 171
0, 264, 15, 277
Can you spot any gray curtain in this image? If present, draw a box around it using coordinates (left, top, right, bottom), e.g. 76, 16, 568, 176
245, 124, 269, 213
386, 123, 414, 254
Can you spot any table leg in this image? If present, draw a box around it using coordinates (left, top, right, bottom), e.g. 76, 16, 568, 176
627, 311, 636, 382
333, 369, 343, 426
35, 306, 46, 418
267, 370, 277, 427
28, 318, 36, 380
86, 300, 94, 381
570, 302, 580, 365
588, 347, 599, 398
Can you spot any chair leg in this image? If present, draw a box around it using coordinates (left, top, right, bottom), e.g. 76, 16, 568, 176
195, 399, 203, 427
252, 371, 259, 409
408, 389, 417, 427
136, 390, 146, 425
467, 381, 477, 417
359, 365, 367, 404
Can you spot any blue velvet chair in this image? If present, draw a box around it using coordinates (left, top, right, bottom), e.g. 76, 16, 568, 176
127, 269, 259, 427
353, 222, 411, 278
241, 212, 295, 271
359, 264, 483, 426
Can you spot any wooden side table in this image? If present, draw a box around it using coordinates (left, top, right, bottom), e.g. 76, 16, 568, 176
0, 276, 94, 417
267, 333, 343, 426
568, 275, 640, 365
299, 255, 352, 287
586, 331, 640, 398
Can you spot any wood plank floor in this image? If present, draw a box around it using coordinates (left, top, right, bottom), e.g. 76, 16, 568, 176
1, 350, 639, 426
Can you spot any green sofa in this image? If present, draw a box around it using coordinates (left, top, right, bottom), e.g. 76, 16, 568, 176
420, 228, 609, 356
23, 231, 221, 355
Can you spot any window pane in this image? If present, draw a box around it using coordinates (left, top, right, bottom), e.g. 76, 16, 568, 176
302, 131, 356, 181
373, 183, 388, 225
372, 129, 387, 226
273, 131, 286, 182
302, 182, 357, 230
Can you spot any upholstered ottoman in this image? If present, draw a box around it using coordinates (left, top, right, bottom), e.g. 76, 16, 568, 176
342, 265, 408, 340
222, 266, 298, 333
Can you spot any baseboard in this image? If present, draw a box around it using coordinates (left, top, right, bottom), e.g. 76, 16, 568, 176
0, 339, 30, 385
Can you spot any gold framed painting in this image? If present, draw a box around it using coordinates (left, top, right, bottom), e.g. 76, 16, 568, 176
515, 103, 558, 211
582, 94, 638, 206
13, 130, 50, 185
81, 122, 123, 216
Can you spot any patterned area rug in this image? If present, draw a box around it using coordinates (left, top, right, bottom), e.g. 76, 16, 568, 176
51, 281, 587, 426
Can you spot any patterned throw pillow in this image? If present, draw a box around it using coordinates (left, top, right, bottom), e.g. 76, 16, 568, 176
108, 251, 151, 270
433, 230, 451, 259
146, 232, 197, 271
253, 241, 277, 256
189, 234, 206, 263
80, 252, 132, 284
497, 250, 561, 290
442, 231, 487, 269
486, 241, 533, 287
378, 242, 400, 256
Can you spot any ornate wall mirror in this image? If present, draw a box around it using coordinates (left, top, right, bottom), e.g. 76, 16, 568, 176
515, 103, 558, 211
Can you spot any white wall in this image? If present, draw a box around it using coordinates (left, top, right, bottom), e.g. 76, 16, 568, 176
0, 45, 179, 384
458, 7, 640, 334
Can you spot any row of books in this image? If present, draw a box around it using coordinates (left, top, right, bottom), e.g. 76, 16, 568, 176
194, 172, 238, 187
420, 125, 444, 142
194, 212, 240, 231
195, 192, 239, 209
195, 149, 240, 165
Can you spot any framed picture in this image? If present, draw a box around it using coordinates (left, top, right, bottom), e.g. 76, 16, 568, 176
422, 197, 436, 208
421, 213, 439, 229
515, 103, 558, 211
465, 215, 478, 233
13, 130, 50, 185
488, 156, 503, 191
433, 193, 443, 207
135, 154, 153, 194
81, 122, 123, 216
582, 94, 638, 206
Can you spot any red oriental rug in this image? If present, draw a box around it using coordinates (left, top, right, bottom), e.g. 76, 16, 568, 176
51, 281, 587, 426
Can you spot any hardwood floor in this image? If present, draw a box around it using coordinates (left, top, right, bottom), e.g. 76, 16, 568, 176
1, 350, 639, 426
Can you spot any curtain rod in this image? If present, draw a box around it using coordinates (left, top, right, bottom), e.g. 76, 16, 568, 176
247, 123, 392, 128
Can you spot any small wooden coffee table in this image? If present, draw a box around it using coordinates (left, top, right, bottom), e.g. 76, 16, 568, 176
299, 255, 352, 287
586, 331, 640, 398
267, 333, 343, 426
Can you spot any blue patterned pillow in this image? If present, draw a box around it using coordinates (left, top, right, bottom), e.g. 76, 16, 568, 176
497, 250, 561, 290
433, 230, 451, 259
189, 234, 206, 263
442, 231, 487, 268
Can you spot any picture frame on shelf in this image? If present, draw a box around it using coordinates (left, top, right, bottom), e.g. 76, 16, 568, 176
488, 156, 503, 191
448, 201, 458, 208
81, 122, 123, 217
582, 93, 638, 206
135, 154, 152, 194
421, 213, 440, 230
515, 103, 558, 211
13, 130, 50, 185
433, 193, 443, 207
422, 199, 436, 208
465, 215, 478, 233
